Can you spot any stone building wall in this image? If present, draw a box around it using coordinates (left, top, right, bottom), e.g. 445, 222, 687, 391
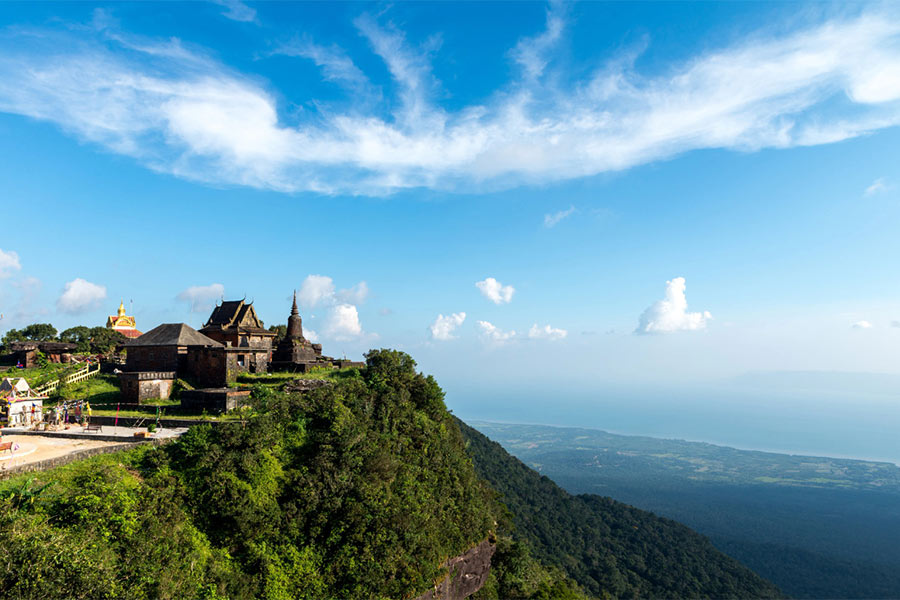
118, 371, 176, 403
125, 346, 182, 372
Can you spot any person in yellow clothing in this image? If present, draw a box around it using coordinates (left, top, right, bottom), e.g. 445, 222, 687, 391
85, 401, 92, 426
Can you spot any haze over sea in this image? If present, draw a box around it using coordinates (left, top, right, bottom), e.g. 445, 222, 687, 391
447, 376, 900, 465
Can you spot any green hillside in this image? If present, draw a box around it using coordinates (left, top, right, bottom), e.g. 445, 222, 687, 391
1, 350, 778, 599
458, 420, 783, 599
0, 350, 578, 600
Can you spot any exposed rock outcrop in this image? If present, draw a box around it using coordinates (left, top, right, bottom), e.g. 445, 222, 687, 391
415, 538, 495, 600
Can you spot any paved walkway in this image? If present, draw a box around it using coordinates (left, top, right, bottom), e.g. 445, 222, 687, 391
3, 425, 189, 440
0, 434, 121, 470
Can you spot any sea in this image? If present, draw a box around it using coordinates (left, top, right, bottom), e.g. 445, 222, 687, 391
446, 377, 900, 465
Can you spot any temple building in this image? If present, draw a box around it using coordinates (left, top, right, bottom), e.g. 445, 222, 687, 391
271, 292, 364, 372
200, 299, 274, 374
106, 300, 142, 339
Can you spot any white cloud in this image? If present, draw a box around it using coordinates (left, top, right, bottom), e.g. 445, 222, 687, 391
305, 328, 319, 343
476, 277, 515, 304
211, 0, 257, 23
636, 277, 711, 334
430, 312, 466, 341
1, 11, 900, 194
544, 206, 575, 228
298, 275, 336, 309
298, 275, 368, 308
336, 281, 369, 306
864, 177, 890, 196
892, 320, 900, 328
176, 283, 224, 313
527, 323, 567, 340
0, 249, 21, 278
57, 278, 107, 314
852, 320, 873, 329
324, 304, 363, 340
477, 320, 517, 344
275, 39, 372, 95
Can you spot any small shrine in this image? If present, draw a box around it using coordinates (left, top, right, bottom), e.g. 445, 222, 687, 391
0, 377, 45, 426
106, 300, 142, 339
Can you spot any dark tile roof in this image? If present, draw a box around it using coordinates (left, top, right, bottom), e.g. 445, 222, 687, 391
205, 301, 245, 327
125, 323, 222, 347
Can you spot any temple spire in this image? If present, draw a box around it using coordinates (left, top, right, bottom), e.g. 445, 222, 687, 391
118, 299, 126, 317
286, 290, 303, 340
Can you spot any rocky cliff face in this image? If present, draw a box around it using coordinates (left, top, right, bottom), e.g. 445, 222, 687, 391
415, 538, 496, 600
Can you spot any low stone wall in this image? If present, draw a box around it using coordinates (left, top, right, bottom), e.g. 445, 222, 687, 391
415, 538, 496, 600
87, 416, 230, 429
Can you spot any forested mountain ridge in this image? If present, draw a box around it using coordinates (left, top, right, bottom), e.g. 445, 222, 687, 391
0, 350, 582, 600
1, 349, 777, 599
459, 420, 783, 599
473, 421, 900, 599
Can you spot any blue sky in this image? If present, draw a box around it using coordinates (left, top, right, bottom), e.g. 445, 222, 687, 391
2, 1, 900, 419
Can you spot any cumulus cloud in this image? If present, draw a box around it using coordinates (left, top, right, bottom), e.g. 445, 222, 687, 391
298, 275, 368, 309
336, 281, 370, 305
476, 277, 515, 304
298, 275, 336, 309
430, 312, 466, 341
325, 304, 363, 340
544, 205, 575, 228
296, 275, 370, 340
852, 320, 873, 329
1, 9, 900, 194
864, 177, 890, 196
0, 249, 21, 278
636, 277, 711, 334
176, 283, 224, 313
528, 323, 567, 340
477, 320, 517, 344
57, 278, 107, 314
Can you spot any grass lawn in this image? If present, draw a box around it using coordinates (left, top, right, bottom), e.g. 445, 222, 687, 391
1, 362, 77, 388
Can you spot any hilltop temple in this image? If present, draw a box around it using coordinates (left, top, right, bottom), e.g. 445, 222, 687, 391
271, 292, 364, 372
106, 301, 142, 339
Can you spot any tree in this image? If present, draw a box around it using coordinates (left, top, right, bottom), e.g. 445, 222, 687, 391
21, 323, 57, 341
88, 327, 126, 354
268, 324, 287, 345
59, 326, 92, 353
1, 328, 23, 347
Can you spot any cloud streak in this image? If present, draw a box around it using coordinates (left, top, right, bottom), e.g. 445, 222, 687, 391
1, 9, 900, 194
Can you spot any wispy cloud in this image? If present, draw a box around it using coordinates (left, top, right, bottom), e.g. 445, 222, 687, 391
176, 283, 225, 313
852, 320, 873, 329
211, 0, 257, 23
273, 38, 372, 95
1, 8, 900, 194
544, 205, 575, 228
864, 177, 891, 196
